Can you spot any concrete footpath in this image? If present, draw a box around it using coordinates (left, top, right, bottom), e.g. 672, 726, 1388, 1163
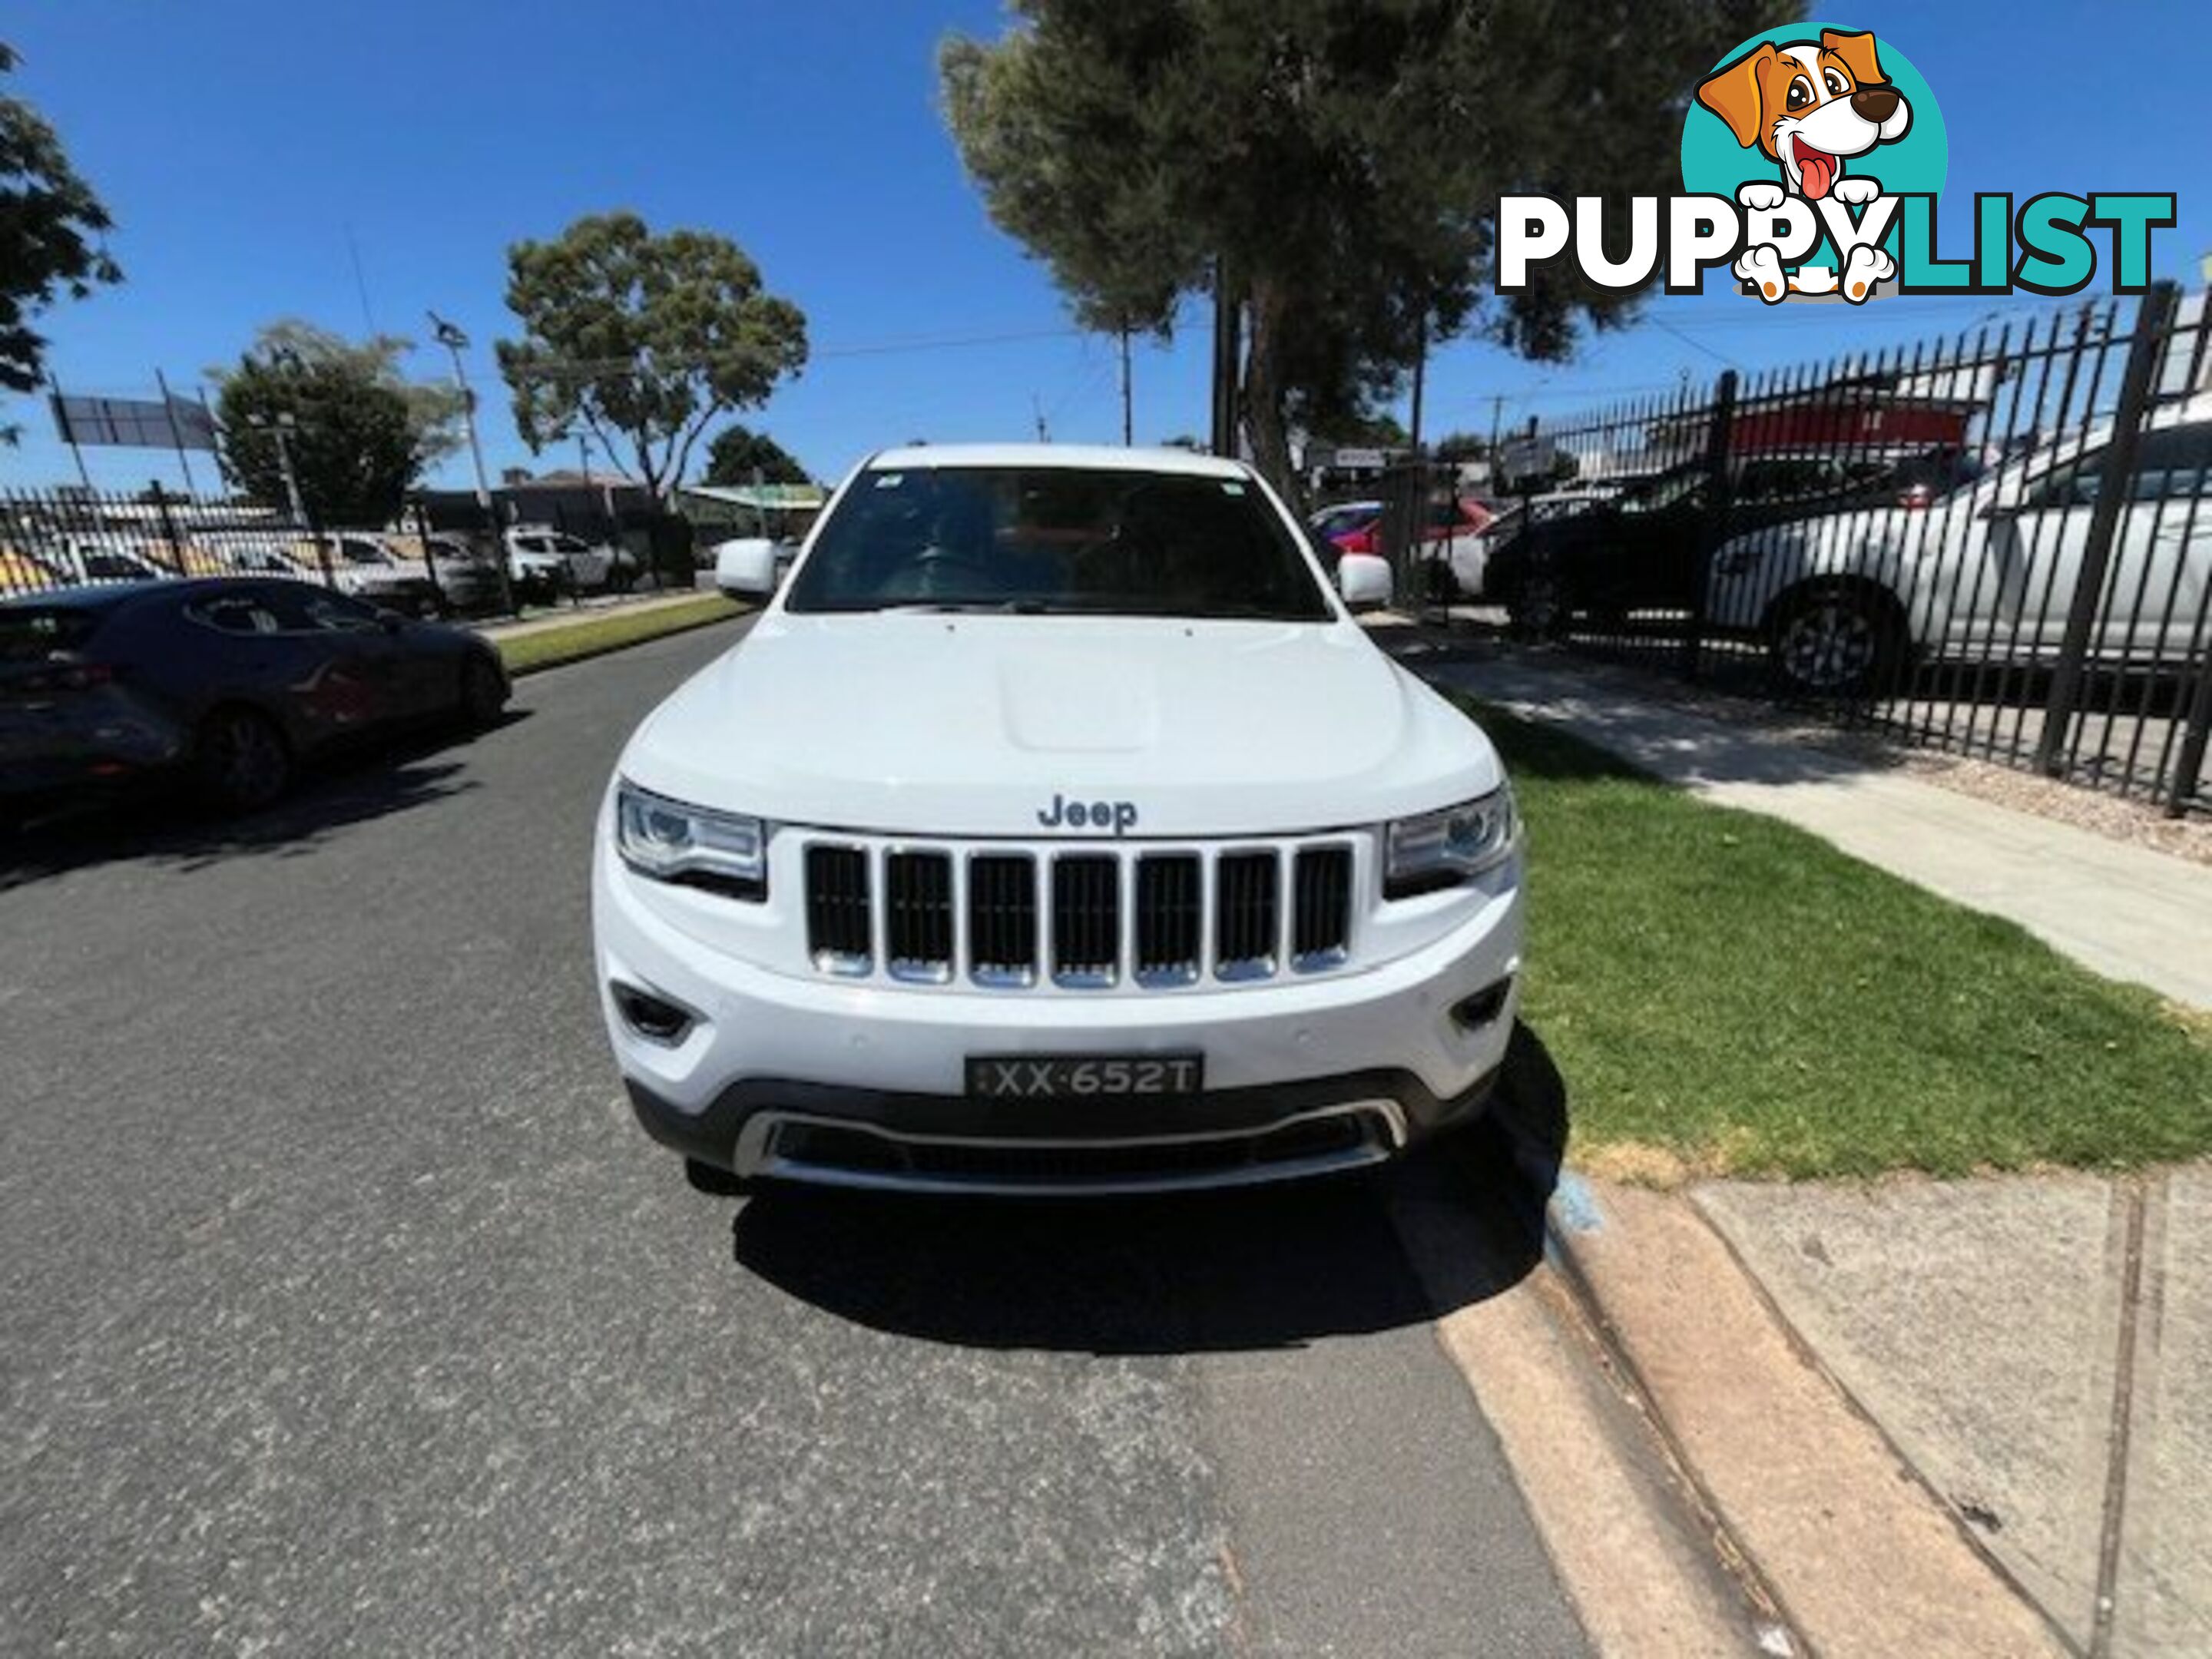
1541, 1166, 2210, 1657
1379, 629, 2210, 1654
1391, 635, 2212, 1010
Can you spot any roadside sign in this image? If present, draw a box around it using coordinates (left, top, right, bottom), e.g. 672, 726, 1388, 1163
1497, 434, 1556, 484
51, 393, 220, 452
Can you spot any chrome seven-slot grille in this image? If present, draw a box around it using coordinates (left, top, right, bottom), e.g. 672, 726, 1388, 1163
802, 840, 1356, 989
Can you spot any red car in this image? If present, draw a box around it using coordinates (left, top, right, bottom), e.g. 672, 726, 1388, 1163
1333, 495, 1494, 556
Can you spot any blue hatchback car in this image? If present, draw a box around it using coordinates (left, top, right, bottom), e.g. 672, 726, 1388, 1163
0, 578, 509, 816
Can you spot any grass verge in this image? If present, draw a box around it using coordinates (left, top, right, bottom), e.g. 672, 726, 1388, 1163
1458, 697, 2212, 1180
495, 594, 745, 677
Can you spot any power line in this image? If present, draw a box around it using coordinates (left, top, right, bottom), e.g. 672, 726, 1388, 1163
1647, 313, 1738, 367
497, 324, 1089, 382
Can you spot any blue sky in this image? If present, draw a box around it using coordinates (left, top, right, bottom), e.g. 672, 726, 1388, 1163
6, 0, 2207, 494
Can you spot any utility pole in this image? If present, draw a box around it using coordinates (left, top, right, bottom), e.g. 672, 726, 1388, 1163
1118, 326, 1133, 446
1031, 394, 1048, 443
269, 416, 308, 525
250, 411, 325, 585
428, 311, 517, 613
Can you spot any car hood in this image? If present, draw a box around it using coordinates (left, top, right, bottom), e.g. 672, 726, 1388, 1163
618, 613, 1502, 837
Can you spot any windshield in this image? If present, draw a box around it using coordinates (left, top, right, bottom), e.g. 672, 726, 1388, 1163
1618, 469, 1704, 515
785, 465, 1334, 620
1311, 502, 1379, 535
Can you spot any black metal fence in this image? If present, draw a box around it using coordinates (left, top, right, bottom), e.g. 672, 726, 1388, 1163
2, 482, 313, 598
0, 484, 708, 617
1394, 280, 2212, 817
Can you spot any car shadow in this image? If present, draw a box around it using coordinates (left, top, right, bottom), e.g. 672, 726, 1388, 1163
727, 1022, 1571, 1356
0, 709, 529, 889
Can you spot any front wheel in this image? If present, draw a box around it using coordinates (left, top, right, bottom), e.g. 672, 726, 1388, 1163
191, 706, 291, 814
1509, 570, 1571, 640
1768, 586, 1905, 698
459, 655, 508, 728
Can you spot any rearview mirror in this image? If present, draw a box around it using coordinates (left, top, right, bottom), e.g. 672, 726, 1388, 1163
714, 537, 780, 599
1336, 551, 1393, 612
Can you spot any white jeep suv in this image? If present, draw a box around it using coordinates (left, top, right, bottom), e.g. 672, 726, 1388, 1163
592, 445, 1524, 1195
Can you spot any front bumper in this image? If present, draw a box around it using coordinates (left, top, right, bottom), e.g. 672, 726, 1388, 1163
594, 844, 1522, 1194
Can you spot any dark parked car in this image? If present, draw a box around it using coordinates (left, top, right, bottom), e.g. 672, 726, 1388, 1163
0, 578, 509, 816
1488, 449, 1985, 634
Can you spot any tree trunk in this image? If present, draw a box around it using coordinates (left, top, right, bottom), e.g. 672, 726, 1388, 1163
1240, 279, 1304, 515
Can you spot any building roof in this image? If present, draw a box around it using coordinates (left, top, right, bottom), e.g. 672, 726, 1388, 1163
505, 469, 638, 489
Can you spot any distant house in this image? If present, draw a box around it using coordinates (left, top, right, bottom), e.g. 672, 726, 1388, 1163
415, 468, 654, 538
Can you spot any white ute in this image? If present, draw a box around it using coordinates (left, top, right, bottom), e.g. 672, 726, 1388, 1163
592, 445, 1525, 1195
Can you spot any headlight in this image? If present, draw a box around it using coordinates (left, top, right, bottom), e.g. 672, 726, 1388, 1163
614, 780, 769, 899
1385, 786, 1518, 899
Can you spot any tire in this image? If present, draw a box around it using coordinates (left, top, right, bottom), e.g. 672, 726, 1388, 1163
684, 1158, 751, 1197
1767, 584, 1906, 698
459, 654, 508, 728
191, 706, 292, 814
1509, 570, 1571, 640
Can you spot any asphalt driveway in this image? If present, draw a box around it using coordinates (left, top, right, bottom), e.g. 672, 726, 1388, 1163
0, 619, 1586, 1656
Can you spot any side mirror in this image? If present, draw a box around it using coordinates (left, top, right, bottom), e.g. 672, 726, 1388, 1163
1336, 551, 1393, 612
376, 609, 406, 633
714, 537, 780, 599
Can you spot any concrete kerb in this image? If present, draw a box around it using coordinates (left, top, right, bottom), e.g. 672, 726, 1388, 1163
472, 587, 724, 644
1529, 1172, 1810, 1659
478, 594, 751, 677
1533, 1173, 2072, 1659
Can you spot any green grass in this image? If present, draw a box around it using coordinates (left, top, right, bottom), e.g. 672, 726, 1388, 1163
1459, 697, 2212, 1180
495, 594, 744, 676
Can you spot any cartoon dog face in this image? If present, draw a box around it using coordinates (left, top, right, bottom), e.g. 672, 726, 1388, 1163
1697, 28, 1911, 200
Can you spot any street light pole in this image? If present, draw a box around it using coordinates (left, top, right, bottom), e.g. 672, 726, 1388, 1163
429, 311, 517, 614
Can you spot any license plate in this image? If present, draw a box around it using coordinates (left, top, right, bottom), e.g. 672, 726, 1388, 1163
966, 1054, 1204, 1099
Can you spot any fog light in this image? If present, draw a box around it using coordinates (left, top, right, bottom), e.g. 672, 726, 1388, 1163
612, 982, 694, 1044
1451, 979, 1512, 1030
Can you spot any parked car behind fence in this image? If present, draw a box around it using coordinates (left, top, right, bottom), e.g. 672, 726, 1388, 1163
1364, 280, 2212, 816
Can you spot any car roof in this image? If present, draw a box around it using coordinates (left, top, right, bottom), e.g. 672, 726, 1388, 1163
861, 442, 1253, 481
